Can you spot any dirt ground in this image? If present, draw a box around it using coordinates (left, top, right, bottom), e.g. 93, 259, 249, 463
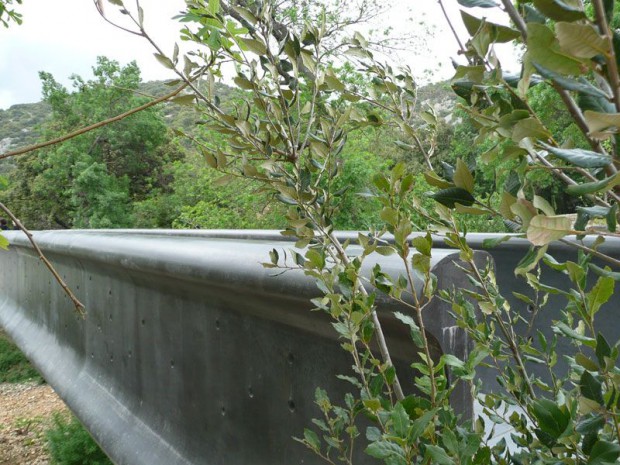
0, 382, 68, 465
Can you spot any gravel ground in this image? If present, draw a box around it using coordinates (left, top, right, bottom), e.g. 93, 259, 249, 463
0, 382, 68, 465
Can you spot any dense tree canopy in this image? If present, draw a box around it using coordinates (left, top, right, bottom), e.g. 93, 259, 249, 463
5, 57, 180, 229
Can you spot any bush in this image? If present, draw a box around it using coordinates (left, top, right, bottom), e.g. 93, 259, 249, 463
46, 413, 112, 465
0, 331, 42, 383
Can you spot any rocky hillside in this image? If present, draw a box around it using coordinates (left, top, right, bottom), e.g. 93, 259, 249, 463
0, 80, 456, 155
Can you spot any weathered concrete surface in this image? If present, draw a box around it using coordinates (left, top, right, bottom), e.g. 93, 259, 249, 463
0, 230, 480, 465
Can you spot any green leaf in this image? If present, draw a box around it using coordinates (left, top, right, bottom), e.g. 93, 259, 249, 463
234, 75, 254, 90
527, 215, 572, 246
531, 399, 570, 440
303, 428, 320, 451
231, 6, 257, 25
533, 63, 609, 99
453, 159, 474, 193
524, 4, 547, 23
457, 0, 498, 6
442, 354, 465, 369
588, 440, 620, 465
365, 441, 405, 459
460, 11, 520, 43
589, 263, 620, 281
515, 245, 548, 276
576, 353, 600, 371
512, 117, 551, 142
596, 333, 612, 366
533, 0, 586, 21
424, 171, 453, 189
577, 206, 612, 218
482, 235, 513, 248
425, 445, 455, 465
154, 53, 174, 70
556, 23, 609, 58
394, 312, 424, 348
213, 174, 235, 187
576, 414, 606, 435
324, 71, 346, 92
391, 403, 410, 437
588, 276, 614, 316
584, 111, 620, 139
170, 94, 195, 106
0, 234, 8, 250
366, 426, 382, 442
581, 371, 604, 404
412, 235, 432, 256
453, 65, 486, 84
429, 187, 475, 208
527, 23, 584, 75
578, 92, 616, 114
607, 203, 618, 232
239, 37, 267, 55
554, 321, 595, 345
566, 173, 620, 196
540, 142, 613, 168
409, 409, 437, 442
533, 195, 556, 216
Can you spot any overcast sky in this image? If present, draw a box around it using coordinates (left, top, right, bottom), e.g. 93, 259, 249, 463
0, 0, 516, 110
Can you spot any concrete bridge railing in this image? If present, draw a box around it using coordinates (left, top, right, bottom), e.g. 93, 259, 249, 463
0, 230, 484, 465
2, 230, 618, 464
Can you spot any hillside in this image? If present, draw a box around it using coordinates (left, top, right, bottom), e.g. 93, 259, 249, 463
0, 80, 456, 155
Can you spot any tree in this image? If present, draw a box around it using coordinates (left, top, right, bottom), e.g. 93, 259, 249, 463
4, 57, 181, 229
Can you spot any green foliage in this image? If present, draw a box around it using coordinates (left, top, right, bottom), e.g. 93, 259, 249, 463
134, 156, 286, 229
8, 0, 620, 463
4, 57, 180, 229
0, 0, 22, 27
46, 413, 112, 465
149, 0, 620, 462
0, 331, 42, 383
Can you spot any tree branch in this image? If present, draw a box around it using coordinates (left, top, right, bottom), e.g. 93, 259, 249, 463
592, 0, 620, 114
0, 82, 189, 160
0, 203, 86, 315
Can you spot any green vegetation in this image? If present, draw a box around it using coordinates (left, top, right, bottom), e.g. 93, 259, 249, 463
0, 0, 22, 27
0, 333, 111, 463
108, 0, 619, 463
0, 330, 42, 383
46, 413, 112, 465
5, 0, 620, 463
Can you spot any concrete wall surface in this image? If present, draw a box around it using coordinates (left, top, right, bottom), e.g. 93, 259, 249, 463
0, 230, 482, 465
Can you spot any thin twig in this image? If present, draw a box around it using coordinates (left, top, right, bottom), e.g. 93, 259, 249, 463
592, 0, 620, 114
559, 238, 620, 268
500, 0, 527, 40
1, 82, 189, 160
437, 0, 467, 57
326, 230, 406, 401
0, 203, 86, 316
552, 83, 617, 174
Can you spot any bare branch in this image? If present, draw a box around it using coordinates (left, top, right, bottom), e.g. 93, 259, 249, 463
0, 203, 86, 315
592, 0, 620, 114
1, 82, 189, 160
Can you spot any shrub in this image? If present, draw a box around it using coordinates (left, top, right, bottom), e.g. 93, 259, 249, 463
46, 413, 112, 465
0, 331, 42, 383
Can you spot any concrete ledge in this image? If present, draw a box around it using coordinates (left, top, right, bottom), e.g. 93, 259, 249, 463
0, 230, 480, 465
